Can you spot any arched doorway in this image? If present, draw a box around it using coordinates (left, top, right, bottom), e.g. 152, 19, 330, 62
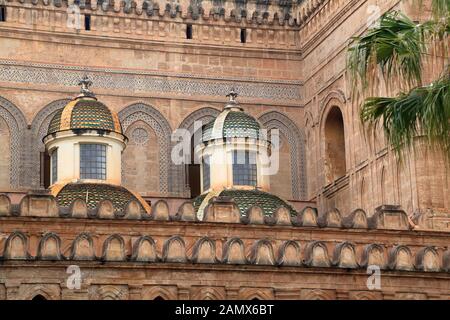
31, 294, 47, 300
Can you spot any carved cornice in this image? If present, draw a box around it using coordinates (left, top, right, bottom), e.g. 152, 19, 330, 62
2, 0, 324, 27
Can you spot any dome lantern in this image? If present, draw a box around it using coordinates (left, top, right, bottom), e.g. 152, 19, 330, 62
43, 76, 127, 187
194, 90, 295, 220
43, 76, 149, 214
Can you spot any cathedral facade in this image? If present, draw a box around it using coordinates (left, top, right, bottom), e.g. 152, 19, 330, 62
0, 0, 449, 300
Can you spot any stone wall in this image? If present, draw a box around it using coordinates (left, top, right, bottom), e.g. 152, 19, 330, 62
0, 0, 449, 219
301, 0, 450, 218
0, 193, 449, 300
0, 0, 306, 200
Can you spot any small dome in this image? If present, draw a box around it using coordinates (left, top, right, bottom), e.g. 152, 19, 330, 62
201, 109, 263, 142
193, 189, 297, 217
47, 98, 122, 135
199, 88, 266, 142
52, 182, 150, 213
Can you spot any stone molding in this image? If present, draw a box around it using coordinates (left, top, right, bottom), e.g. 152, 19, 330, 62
1, 227, 448, 274
258, 110, 307, 200
0, 96, 27, 188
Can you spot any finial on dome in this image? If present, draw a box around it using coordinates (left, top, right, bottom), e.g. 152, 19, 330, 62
226, 88, 238, 103
224, 88, 243, 110
77, 75, 96, 99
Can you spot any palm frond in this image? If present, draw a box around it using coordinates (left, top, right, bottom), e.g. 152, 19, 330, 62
361, 70, 450, 157
348, 11, 427, 95
431, 0, 450, 21
413, 0, 450, 22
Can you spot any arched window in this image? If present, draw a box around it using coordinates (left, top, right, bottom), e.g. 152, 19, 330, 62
80, 144, 106, 180
324, 107, 346, 182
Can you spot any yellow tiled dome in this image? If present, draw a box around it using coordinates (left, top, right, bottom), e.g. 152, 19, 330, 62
47, 97, 122, 135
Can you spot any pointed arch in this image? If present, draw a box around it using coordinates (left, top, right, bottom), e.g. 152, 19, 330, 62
258, 111, 307, 200
249, 239, 276, 265
101, 234, 126, 262
239, 288, 274, 300
332, 241, 358, 268
131, 235, 158, 262
37, 232, 63, 260
176, 107, 221, 197
318, 90, 346, 124
70, 232, 96, 260
304, 241, 330, 267
0, 96, 27, 188
192, 237, 218, 264
142, 286, 177, 300
191, 287, 226, 300
29, 99, 71, 187
389, 245, 414, 271
178, 107, 221, 133
22, 284, 60, 300
119, 103, 173, 195
360, 244, 385, 268
321, 104, 347, 183
162, 235, 187, 263
302, 289, 334, 300
92, 285, 128, 300
3, 231, 30, 260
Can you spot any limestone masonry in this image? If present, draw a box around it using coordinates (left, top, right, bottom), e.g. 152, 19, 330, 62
0, 0, 448, 300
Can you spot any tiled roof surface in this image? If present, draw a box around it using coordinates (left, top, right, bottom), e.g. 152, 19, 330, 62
201, 111, 262, 142
70, 100, 116, 132
222, 111, 261, 139
55, 183, 145, 212
47, 99, 121, 135
48, 109, 63, 135
193, 189, 297, 217
201, 120, 215, 141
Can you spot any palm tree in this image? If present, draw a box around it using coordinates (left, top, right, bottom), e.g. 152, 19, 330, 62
347, 0, 449, 157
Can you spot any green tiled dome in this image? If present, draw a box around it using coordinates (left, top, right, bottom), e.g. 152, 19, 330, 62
47, 98, 122, 135
202, 111, 262, 142
193, 189, 297, 217
48, 109, 63, 134
55, 182, 146, 212
201, 119, 215, 141
223, 111, 261, 139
